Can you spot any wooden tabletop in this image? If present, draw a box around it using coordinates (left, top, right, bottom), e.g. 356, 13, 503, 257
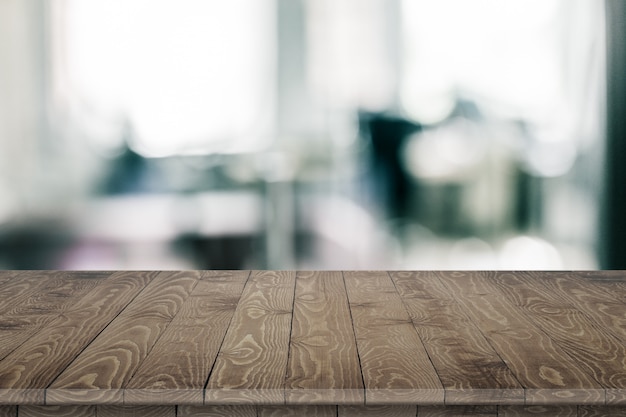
0, 270, 624, 417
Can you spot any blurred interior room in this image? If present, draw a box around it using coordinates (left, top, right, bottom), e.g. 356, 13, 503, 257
0, 0, 621, 271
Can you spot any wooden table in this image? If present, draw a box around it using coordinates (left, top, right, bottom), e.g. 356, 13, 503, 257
0, 270, 624, 417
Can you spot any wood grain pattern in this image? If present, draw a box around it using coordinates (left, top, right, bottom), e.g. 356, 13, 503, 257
259, 405, 336, 417
205, 271, 296, 404
497, 405, 577, 416
0, 271, 18, 286
578, 406, 626, 416
417, 406, 497, 416
0, 271, 65, 315
124, 271, 249, 405
0, 271, 69, 358
606, 389, 626, 405
575, 271, 626, 304
533, 272, 626, 342
0, 270, 623, 413
286, 271, 363, 405
436, 271, 604, 405
488, 272, 626, 404
343, 271, 443, 405
523, 272, 626, 405
97, 405, 176, 417
18, 405, 95, 417
10, 405, 626, 417
339, 405, 416, 416
0, 406, 15, 417
0, 271, 154, 404
0, 272, 108, 360
177, 405, 257, 417
390, 271, 524, 405
47, 271, 200, 405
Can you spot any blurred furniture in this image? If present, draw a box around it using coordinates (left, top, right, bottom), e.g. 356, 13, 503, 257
69, 191, 264, 269
0, 191, 265, 270
0, 270, 624, 416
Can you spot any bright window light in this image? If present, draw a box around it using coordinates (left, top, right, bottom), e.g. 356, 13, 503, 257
400, 0, 604, 178
306, 0, 394, 111
61, 0, 276, 157
400, 0, 601, 125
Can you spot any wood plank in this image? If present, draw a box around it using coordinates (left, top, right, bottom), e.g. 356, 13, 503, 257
47, 271, 201, 405
497, 405, 577, 416
578, 406, 626, 416
339, 405, 416, 416
124, 271, 250, 405
436, 271, 604, 405
0, 271, 64, 314
177, 405, 257, 417
343, 271, 443, 405
525, 272, 626, 405
18, 405, 95, 417
574, 271, 626, 304
205, 271, 296, 404
0, 271, 109, 315
390, 271, 524, 405
0, 271, 86, 359
0, 269, 622, 411
0, 271, 155, 405
417, 406, 497, 416
488, 272, 626, 404
0, 406, 15, 417
97, 405, 175, 417
533, 272, 626, 341
607, 390, 626, 405
0, 271, 108, 360
202, 271, 252, 280
259, 405, 336, 417
0, 271, 18, 285
286, 271, 363, 405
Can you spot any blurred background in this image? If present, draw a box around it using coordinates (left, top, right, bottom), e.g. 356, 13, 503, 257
0, 0, 621, 271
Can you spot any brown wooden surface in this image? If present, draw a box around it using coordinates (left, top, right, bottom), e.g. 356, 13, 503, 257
437, 271, 605, 405
0, 271, 106, 359
0, 407, 15, 417
515, 271, 626, 405
286, 271, 363, 405
205, 270, 296, 404
260, 405, 337, 417
98, 405, 176, 417
47, 271, 201, 404
417, 406, 497, 416
0, 271, 108, 361
124, 271, 249, 405
0, 270, 623, 415
0, 405, 626, 416
489, 272, 626, 405
390, 271, 524, 405
0, 271, 65, 316
344, 271, 443, 404
0, 271, 154, 404
339, 405, 417, 416
497, 405, 578, 416
18, 405, 96, 417
178, 405, 257, 417
578, 406, 626, 416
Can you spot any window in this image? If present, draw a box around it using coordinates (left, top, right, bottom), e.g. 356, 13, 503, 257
56, 0, 276, 157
